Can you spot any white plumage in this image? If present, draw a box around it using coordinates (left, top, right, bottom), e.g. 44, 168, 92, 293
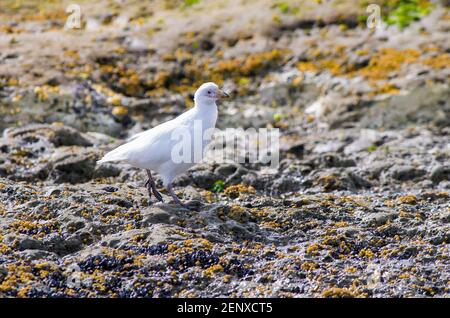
97, 82, 229, 207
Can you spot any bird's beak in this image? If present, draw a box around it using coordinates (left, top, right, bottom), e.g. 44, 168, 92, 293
217, 89, 230, 99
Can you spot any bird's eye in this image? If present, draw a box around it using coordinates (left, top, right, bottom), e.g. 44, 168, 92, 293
207, 90, 211, 94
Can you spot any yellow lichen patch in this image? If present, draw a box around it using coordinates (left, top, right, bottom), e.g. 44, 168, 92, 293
422, 54, 450, 69
9, 220, 40, 233
0, 233, 10, 253
223, 274, 232, 283
33, 85, 60, 101
356, 49, 369, 56
300, 261, 319, 271
204, 264, 224, 278
322, 287, 357, 298
399, 273, 411, 279
150, 71, 171, 88
7, 78, 19, 86
297, 61, 319, 73
224, 184, 256, 198
0, 264, 34, 294
112, 106, 128, 118
213, 49, 287, 77
306, 243, 320, 255
226, 205, 249, 223
201, 190, 215, 203
318, 174, 342, 191
250, 209, 268, 218
215, 59, 242, 73
260, 220, 282, 229
319, 59, 353, 76
358, 248, 374, 259
398, 195, 418, 205
344, 267, 357, 273
108, 95, 122, 106
196, 238, 213, 250
369, 82, 401, 96
17, 285, 32, 298
357, 48, 420, 81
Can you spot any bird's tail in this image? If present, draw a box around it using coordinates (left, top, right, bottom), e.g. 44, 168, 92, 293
97, 145, 129, 164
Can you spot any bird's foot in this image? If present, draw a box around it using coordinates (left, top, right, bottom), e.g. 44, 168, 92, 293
145, 180, 153, 199
145, 177, 164, 203
152, 188, 164, 202
167, 184, 190, 210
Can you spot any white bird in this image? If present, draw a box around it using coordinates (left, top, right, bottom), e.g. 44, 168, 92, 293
97, 82, 229, 208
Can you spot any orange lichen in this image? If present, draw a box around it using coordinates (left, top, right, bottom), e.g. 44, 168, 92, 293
421, 54, 450, 69
357, 48, 420, 80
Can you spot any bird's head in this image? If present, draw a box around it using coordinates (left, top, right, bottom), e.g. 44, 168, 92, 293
194, 82, 229, 105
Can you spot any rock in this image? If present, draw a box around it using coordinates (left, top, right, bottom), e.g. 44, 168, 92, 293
43, 234, 83, 255
363, 162, 393, 179
144, 224, 187, 245
363, 211, 397, 227
272, 176, 302, 194
214, 163, 248, 184
141, 206, 174, 226
347, 172, 372, 189
314, 170, 371, 191
4, 234, 44, 251
358, 84, 450, 129
389, 165, 426, 181
313, 141, 345, 154
49, 149, 98, 183
93, 164, 121, 179
191, 169, 218, 189
429, 232, 450, 245
344, 130, 382, 155
182, 186, 203, 201
58, 214, 87, 232
280, 140, 306, 156
101, 229, 152, 248
16, 249, 59, 261
430, 165, 450, 183
3, 124, 93, 147
44, 187, 62, 197
84, 131, 116, 146
320, 154, 356, 168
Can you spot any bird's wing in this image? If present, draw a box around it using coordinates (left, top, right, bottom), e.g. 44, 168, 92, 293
127, 108, 195, 142
98, 108, 196, 167
125, 120, 192, 169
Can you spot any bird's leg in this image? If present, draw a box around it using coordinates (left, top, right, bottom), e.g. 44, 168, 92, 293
167, 183, 189, 209
145, 170, 164, 202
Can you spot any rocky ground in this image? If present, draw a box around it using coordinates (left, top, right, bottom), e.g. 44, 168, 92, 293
0, 0, 449, 297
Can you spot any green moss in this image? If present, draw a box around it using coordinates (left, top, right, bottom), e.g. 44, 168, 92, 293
385, 0, 433, 29
181, 0, 201, 9
211, 180, 225, 193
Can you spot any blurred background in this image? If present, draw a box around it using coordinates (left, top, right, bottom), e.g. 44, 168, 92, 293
0, 0, 449, 298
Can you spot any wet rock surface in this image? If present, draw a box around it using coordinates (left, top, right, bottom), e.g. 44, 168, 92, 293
0, 0, 449, 298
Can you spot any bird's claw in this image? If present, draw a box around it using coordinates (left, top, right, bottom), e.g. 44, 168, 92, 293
152, 189, 164, 202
